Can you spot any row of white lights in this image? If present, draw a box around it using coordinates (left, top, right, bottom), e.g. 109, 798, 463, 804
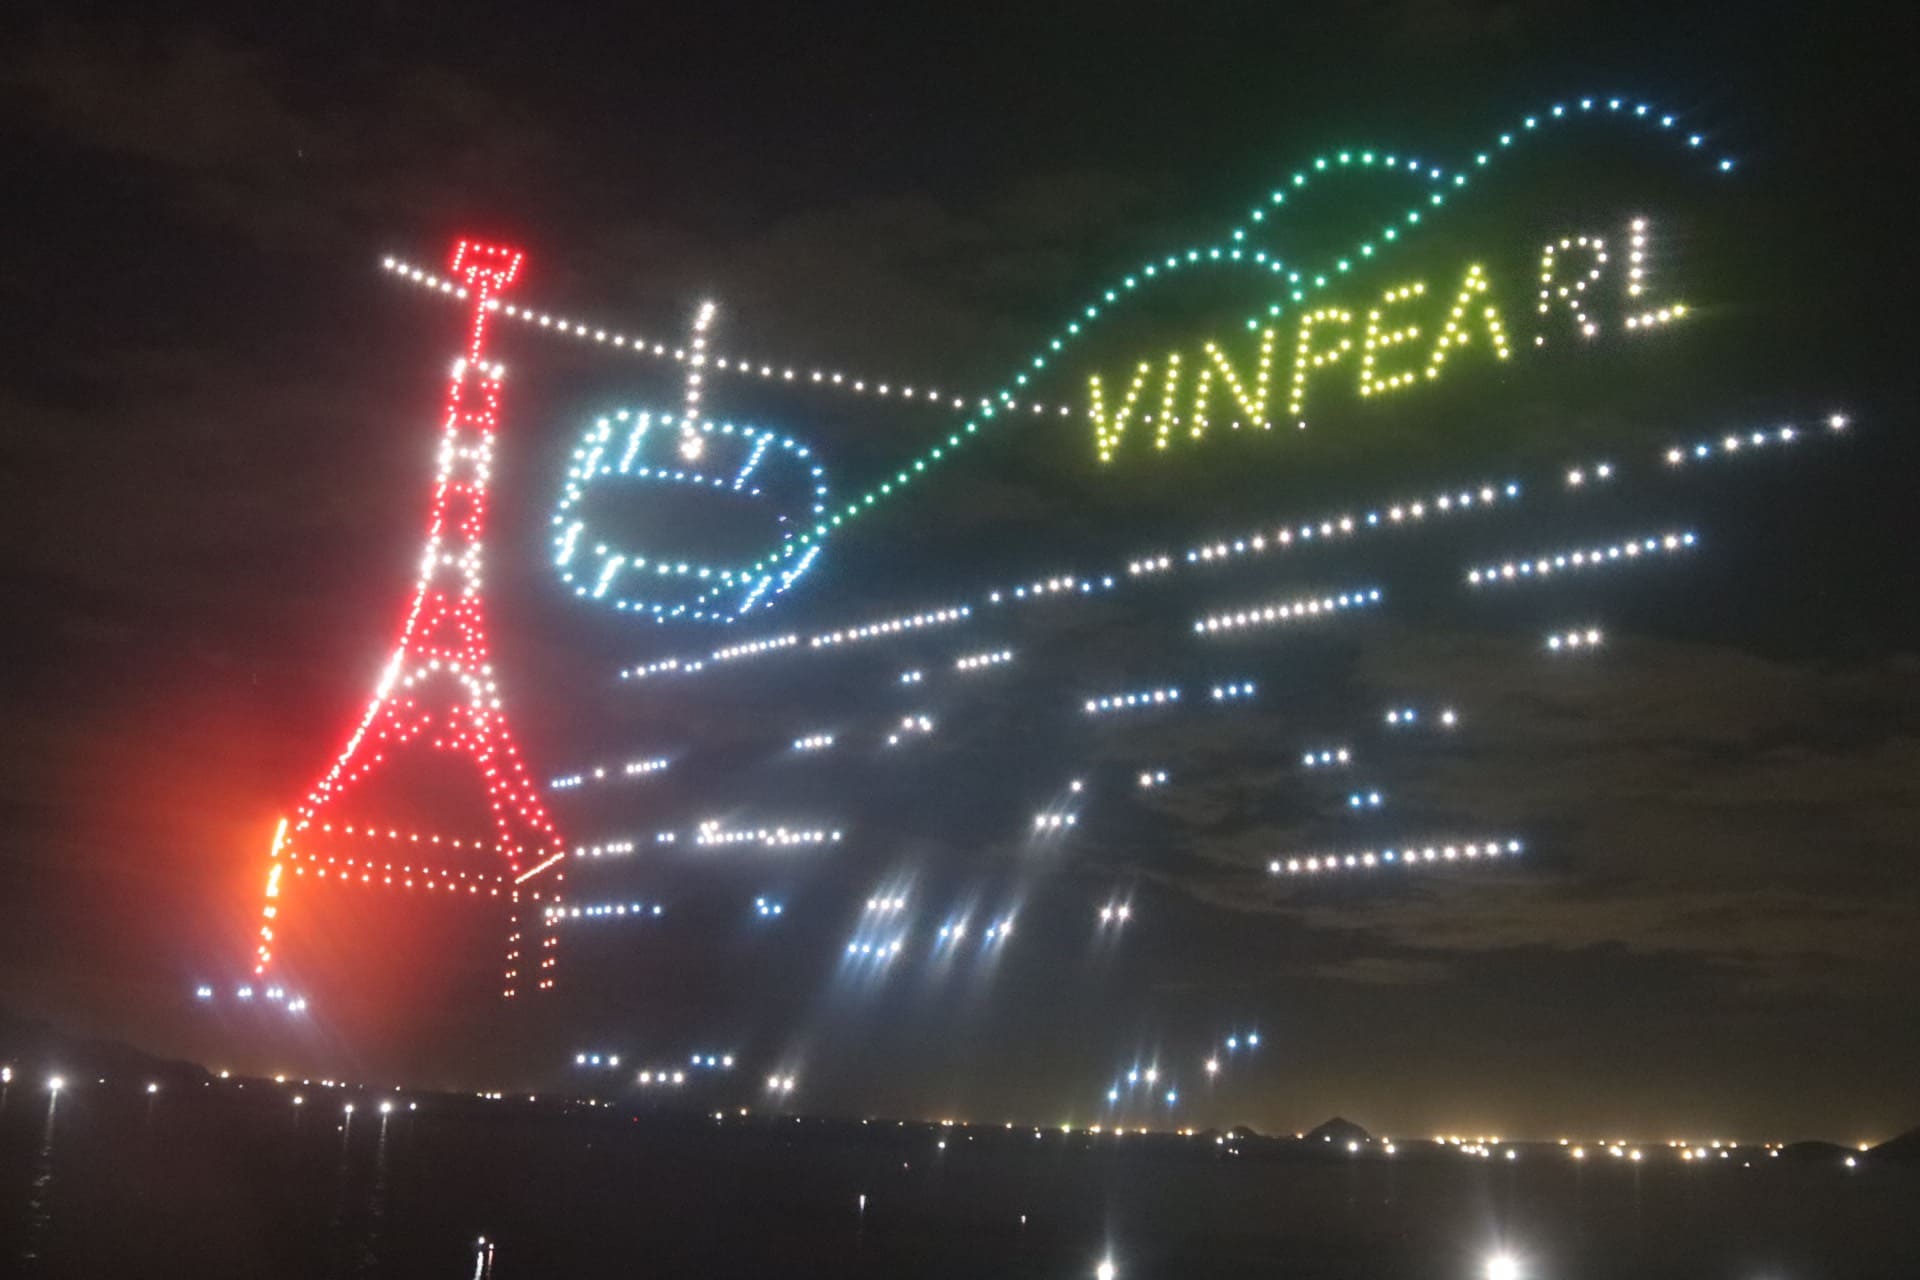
1385, 705, 1459, 727
1146, 483, 1521, 578
955, 648, 1015, 671
1269, 837, 1523, 876
544, 901, 664, 920
811, 607, 972, 648
1664, 413, 1848, 466
1546, 627, 1604, 651
694, 823, 844, 848
1466, 531, 1696, 586
550, 756, 671, 791
380, 256, 1080, 419
1084, 686, 1182, 715
573, 841, 636, 858
1193, 587, 1382, 634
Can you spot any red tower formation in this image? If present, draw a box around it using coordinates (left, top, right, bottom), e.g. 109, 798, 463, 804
254, 239, 564, 998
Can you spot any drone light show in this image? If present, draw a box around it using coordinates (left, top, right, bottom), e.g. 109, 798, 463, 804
249, 92, 1864, 1129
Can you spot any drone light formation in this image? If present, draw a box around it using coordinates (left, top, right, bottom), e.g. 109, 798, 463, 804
256, 240, 565, 998
309, 106, 1865, 1124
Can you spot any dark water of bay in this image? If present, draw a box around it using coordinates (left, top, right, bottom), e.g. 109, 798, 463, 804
3, 1081, 1916, 1279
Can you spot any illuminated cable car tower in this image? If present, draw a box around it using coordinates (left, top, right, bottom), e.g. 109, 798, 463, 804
254, 239, 564, 998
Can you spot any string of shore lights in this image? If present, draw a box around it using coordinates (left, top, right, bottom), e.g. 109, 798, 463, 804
605, 410, 1844, 690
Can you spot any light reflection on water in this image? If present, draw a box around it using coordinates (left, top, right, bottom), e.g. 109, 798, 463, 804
357, 1111, 392, 1278
19, 1096, 59, 1273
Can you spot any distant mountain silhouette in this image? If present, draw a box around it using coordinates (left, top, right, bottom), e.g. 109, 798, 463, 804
0, 1005, 210, 1089
1775, 1139, 1851, 1163
1303, 1116, 1372, 1146
1868, 1128, 1920, 1163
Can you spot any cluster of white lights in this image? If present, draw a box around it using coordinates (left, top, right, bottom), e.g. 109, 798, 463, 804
193, 984, 309, 1012
1098, 902, 1132, 925
1034, 812, 1079, 831
811, 606, 971, 648
899, 669, 924, 684
1137, 769, 1170, 788
986, 575, 1093, 604
636, 1069, 687, 1087
955, 648, 1014, 671
793, 733, 836, 751
766, 1075, 797, 1093
1302, 747, 1351, 767
982, 917, 1016, 942
1347, 790, 1384, 809
573, 841, 635, 859
846, 937, 907, 960
714, 634, 799, 662
688, 1052, 735, 1070
545, 901, 664, 920
1108, 1064, 1180, 1108
866, 894, 909, 912
1546, 627, 1604, 651
1269, 838, 1524, 876
1385, 705, 1457, 727
754, 896, 784, 917
575, 1052, 621, 1067
549, 755, 670, 791
622, 657, 692, 681
1194, 588, 1381, 634
1085, 686, 1181, 714
1565, 461, 1614, 486
1664, 414, 1848, 467
1211, 681, 1257, 701
695, 823, 843, 848
1467, 531, 1697, 585
886, 714, 935, 746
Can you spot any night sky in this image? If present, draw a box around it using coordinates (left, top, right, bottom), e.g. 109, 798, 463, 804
4, 2, 1919, 1142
